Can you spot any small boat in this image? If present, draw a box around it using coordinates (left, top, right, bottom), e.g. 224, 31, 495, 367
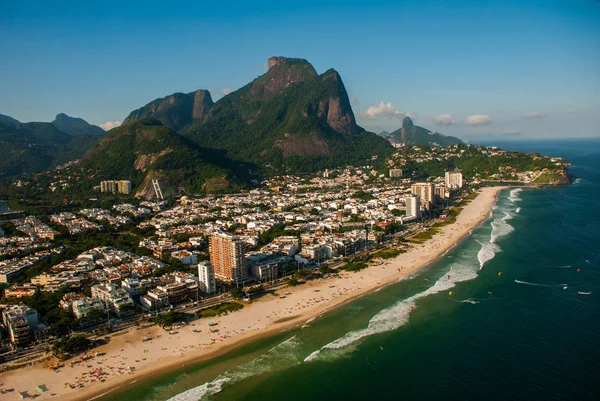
578, 291, 592, 295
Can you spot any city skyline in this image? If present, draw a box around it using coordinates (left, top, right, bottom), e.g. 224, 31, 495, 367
1, 0, 599, 139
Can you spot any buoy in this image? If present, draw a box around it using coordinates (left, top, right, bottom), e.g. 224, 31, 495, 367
410, 305, 414, 310
577, 268, 581, 273
449, 291, 453, 296
380, 346, 384, 351
498, 272, 502, 276
447, 274, 450, 279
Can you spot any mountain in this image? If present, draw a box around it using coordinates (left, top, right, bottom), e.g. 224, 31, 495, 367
0, 113, 20, 126
179, 56, 391, 173
378, 130, 390, 137
123, 90, 214, 131
388, 117, 463, 147
80, 119, 254, 198
52, 113, 105, 136
0, 121, 73, 177
0, 115, 106, 178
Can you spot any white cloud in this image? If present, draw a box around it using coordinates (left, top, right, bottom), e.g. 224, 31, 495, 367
466, 115, 491, 125
219, 88, 232, 96
432, 114, 455, 126
98, 120, 121, 131
522, 111, 546, 119
350, 96, 358, 105
566, 108, 577, 114
360, 101, 414, 120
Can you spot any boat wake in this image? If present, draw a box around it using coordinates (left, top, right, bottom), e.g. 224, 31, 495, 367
514, 279, 567, 288
304, 262, 479, 363
167, 336, 301, 401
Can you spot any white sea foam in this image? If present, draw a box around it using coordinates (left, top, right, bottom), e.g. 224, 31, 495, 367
167, 336, 301, 401
477, 240, 499, 270
508, 188, 523, 203
490, 217, 514, 244
502, 212, 513, 221
305, 263, 479, 363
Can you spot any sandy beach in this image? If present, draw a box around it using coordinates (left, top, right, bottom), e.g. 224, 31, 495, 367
0, 186, 506, 401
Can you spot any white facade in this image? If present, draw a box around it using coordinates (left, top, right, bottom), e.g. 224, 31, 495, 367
405, 195, 421, 219
445, 171, 463, 188
197, 262, 216, 295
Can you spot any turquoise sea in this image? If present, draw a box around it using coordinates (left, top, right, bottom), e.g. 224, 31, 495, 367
103, 139, 600, 401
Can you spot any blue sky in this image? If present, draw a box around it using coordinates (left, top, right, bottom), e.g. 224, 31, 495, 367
1, 0, 599, 138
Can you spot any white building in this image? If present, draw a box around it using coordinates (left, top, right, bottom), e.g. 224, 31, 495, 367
91, 284, 134, 316
197, 262, 216, 295
445, 171, 463, 188
72, 298, 105, 319
389, 168, 403, 178
405, 195, 421, 219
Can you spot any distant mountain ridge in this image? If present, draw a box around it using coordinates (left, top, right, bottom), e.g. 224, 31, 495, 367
386, 117, 463, 147
52, 113, 105, 136
0, 113, 105, 178
0, 113, 20, 126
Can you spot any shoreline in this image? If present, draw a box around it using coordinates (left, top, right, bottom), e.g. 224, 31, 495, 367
0, 186, 508, 401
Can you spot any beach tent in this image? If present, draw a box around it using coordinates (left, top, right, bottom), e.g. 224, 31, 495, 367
36, 384, 48, 393
18, 391, 30, 399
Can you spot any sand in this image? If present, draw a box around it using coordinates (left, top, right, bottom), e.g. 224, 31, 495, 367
0, 186, 506, 401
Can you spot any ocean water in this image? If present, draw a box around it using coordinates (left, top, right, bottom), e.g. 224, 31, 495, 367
103, 139, 600, 401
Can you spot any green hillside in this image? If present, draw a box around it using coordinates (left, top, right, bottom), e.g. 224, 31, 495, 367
80, 119, 254, 197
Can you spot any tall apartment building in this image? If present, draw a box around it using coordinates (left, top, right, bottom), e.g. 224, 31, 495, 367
389, 168, 403, 178
445, 171, 463, 188
411, 182, 435, 207
100, 180, 132, 195
209, 233, 247, 285
197, 262, 216, 294
434, 184, 449, 202
405, 195, 421, 218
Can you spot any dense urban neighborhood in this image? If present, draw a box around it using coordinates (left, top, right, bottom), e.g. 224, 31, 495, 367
0, 143, 569, 368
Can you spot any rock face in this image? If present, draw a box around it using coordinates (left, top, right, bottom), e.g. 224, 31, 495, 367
192, 90, 213, 120
52, 113, 105, 136
124, 90, 214, 131
400, 116, 414, 144
249, 57, 318, 102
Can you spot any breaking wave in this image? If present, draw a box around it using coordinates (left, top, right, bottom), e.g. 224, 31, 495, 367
167, 336, 301, 401
477, 241, 499, 270
490, 214, 515, 244
305, 262, 479, 363
508, 188, 523, 203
